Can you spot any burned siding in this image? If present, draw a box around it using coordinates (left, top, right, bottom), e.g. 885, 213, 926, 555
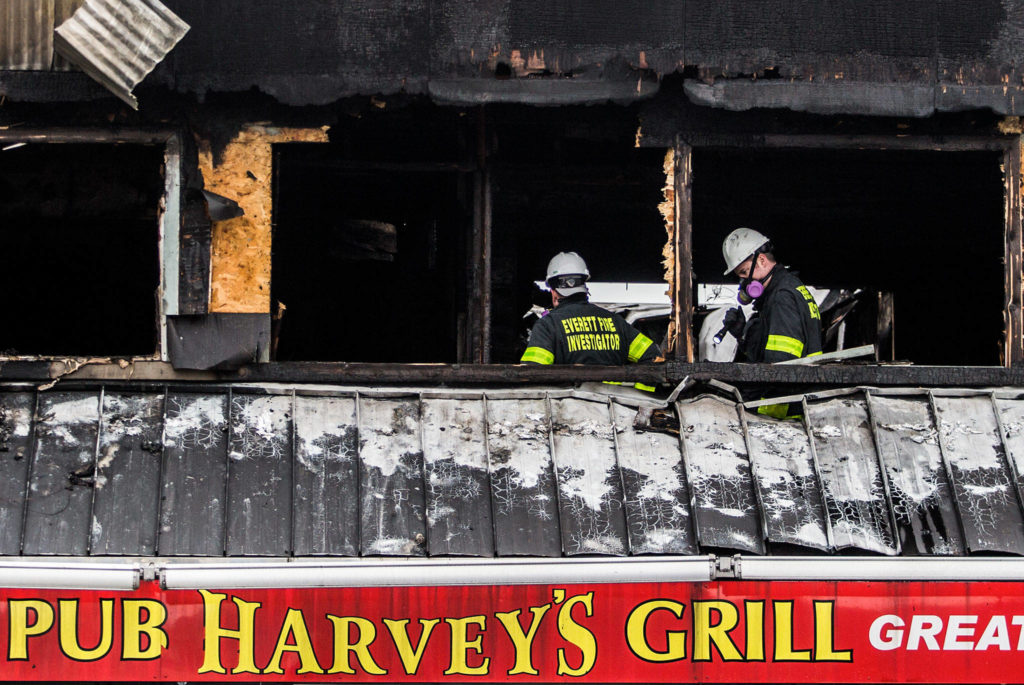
3, 384, 1024, 558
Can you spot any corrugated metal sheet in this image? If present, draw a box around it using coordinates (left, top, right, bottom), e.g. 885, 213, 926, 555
0, 0, 83, 71
2, 384, 1024, 558
52, 0, 188, 108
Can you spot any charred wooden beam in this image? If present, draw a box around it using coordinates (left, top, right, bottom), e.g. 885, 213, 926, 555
673, 139, 694, 361
0, 128, 176, 144
1005, 142, 1024, 365
664, 362, 1024, 387
0, 360, 1021, 389
669, 133, 1018, 153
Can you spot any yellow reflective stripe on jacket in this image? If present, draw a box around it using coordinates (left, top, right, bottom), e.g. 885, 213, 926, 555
796, 285, 821, 320
757, 403, 791, 419
521, 346, 554, 364
765, 334, 804, 358
627, 333, 655, 362
603, 381, 657, 392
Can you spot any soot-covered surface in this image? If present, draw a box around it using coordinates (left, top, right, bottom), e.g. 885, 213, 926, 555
3, 383, 1023, 558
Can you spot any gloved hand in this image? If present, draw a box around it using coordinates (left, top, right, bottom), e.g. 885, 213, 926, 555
714, 307, 746, 344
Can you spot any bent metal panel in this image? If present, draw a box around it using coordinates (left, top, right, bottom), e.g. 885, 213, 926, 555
0, 581, 1021, 682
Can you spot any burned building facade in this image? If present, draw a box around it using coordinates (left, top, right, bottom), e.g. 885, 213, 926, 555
2, 2, 1024, 681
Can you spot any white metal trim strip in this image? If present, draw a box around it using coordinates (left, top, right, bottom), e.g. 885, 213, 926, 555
161, 556, 716, 589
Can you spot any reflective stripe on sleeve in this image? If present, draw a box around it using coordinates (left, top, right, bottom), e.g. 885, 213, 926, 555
603, 381, 658, 393
521, 346, 555, 364
627, 333, 655, 362
765, 334, 804, 358
757, 403, 791, 419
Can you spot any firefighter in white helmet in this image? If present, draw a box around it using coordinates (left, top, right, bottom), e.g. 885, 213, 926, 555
720, 228, 823, 417
521, 252, 660, 375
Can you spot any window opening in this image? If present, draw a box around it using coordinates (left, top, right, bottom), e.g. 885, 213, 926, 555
272, 137, 470, 362
692, 148, 1005, 366
0, 143, 163, 356
490, 113, 669, 362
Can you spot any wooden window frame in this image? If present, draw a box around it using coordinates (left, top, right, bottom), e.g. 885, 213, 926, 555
670, 133, 1024, 367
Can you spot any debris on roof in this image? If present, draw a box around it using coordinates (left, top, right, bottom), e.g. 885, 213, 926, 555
52, 0, 189, 109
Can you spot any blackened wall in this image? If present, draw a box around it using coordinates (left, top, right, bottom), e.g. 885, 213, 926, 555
131, 0, 1024, 115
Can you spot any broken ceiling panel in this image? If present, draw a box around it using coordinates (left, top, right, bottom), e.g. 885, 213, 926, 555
53, 0, 189, 109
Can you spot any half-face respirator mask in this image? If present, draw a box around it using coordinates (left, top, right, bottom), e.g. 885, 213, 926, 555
736, 249, 775, 305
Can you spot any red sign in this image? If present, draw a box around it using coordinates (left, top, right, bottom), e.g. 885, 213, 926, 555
1, 581, 1022, 682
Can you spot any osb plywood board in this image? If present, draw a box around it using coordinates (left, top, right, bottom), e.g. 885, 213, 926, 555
198, 125, 329, 313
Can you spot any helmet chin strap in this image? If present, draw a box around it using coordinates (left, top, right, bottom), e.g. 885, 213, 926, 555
737, 254, 775, 305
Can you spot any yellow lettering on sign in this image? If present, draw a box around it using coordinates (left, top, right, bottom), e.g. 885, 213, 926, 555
556, 592, 596, 676
814, 601, 852, 661
773, 600, 812, 661
58, 599, 114, 661
496, 605, 551, 675
122, 599, 168, 660
326, 616, 386, 675
444, 616, 489, 675
8, 599, 55, 661
744, 600, 765, 661
263, 608, 324, 674
383, 618, 440, 675
625, 599, 687, 662
693, 600, 743, 661
197, 590, 261, 675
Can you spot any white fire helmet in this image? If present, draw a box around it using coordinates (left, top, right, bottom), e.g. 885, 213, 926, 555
722, 227, 771, 275
545, 251, 590, 296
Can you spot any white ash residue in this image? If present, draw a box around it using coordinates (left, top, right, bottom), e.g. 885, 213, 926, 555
422, 399, 488, 470
812, 424, 844, 439
358, 399, 421, 477
293, 396, 356, 471
367, 536, 421, 555
551, 399, 617, 512
230, 395, 290, 461
163, 395, 226, 448
487, 400, 552, 490
577, 535, 626, 555
746, 418, 814, 483
100, 395, 159, 447
38, 395, 99, 446
808, 401, 880, 503
832, 519, 894, 555
8, 404, 31, 438
878, 422, 937, 445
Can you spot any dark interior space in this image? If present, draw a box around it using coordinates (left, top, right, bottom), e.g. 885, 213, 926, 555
0, 143, 162, 357
489, 106, 669, 362
272, 142, 469, 362
692, 148, 1005, 365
